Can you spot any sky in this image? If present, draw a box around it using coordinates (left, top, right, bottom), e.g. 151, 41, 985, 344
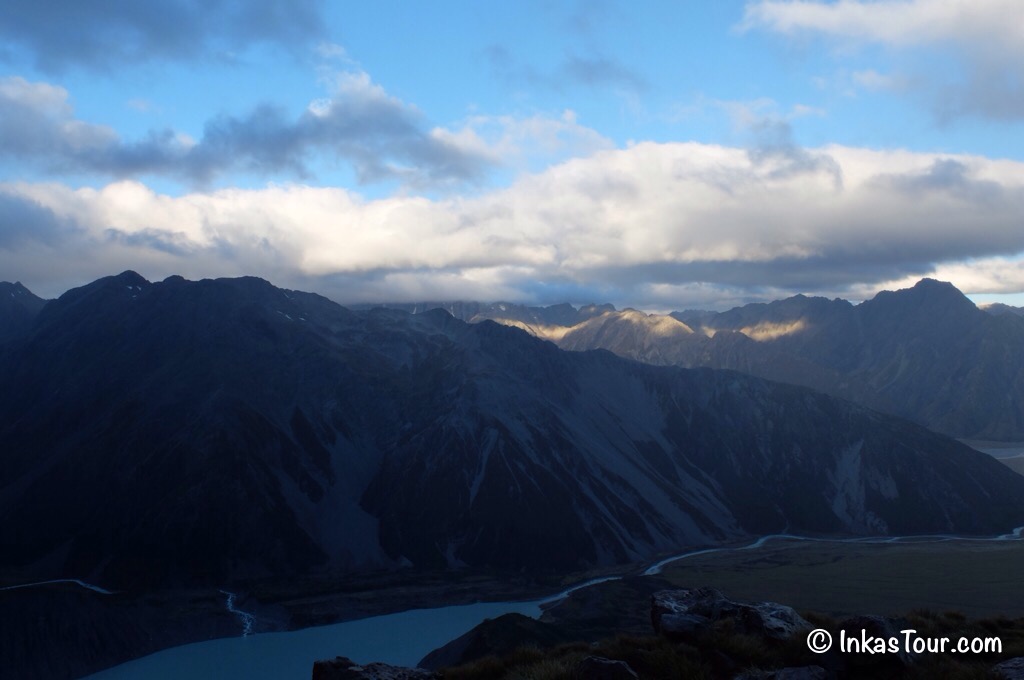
2, 0, 1024, 310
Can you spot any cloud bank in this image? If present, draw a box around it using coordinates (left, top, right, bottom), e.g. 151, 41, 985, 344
4, 141, 1024, 308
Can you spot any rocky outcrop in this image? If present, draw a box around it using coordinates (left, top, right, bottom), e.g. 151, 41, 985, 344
836, 615, 915, 667
418, 613, 572, 670
311, 656, 435, 680
651, 587, 811, 642
735, 667, 830, 680
575, 655, 640, 679
995, 657, 1024, 679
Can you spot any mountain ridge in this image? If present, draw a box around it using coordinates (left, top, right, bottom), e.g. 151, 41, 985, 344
382, 279, 1024, 440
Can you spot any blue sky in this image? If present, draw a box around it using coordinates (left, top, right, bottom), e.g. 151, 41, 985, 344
2, 0, 1023, 308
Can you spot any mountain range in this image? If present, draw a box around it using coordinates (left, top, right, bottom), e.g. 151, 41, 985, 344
2, 273, 1024, 592
385, 280, 1024, 441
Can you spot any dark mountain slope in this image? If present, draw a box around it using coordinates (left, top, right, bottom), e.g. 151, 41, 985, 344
2, 273, 1023, 592
0, 280, 48, 343
983, 302, 1024, 317
358, 300, 615, 330
688, 279, 1024, 439
427, 280, 1024, 440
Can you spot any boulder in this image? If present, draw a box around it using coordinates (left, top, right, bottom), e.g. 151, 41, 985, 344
418, 612, 572, 670
994, 657, 1024, 680
735, 666, 831, 679
311, 656, 435, 680
652, 587, 811, 642
575, 655, 640, 679
836, 615, 914, 667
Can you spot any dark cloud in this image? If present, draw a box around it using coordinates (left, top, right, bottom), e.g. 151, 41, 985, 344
876, 158, 1006, 204
0, 0, 325, 73
0, 75, 496, 189
102, 228, 198, 257
584, 257, 936, 295
932, 63, 1024, 122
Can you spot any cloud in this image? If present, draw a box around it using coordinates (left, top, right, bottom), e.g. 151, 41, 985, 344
0, 77, 119, 162
742, 0, 1024, 121
437, 109, 614, 173
679, 97, 841, 189
0, 0, 325, 73
5, 141, 1024, 307
741, 0, 1024, 49
851, 69, 908, 92
561, 55, 649, 92
0, 74, 498, 190
485, 45, 647, 94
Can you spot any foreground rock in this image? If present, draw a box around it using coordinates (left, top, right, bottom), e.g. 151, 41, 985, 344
651, 587, 811, 642
994, 657, 1024, 679
576, 655, 640, 679
418, 613, 573, 670
836, 615, 915, 667
312, 656, 435, 680
735, 667, 830, 680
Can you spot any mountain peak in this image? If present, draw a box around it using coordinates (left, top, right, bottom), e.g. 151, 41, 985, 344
1, 281, 29, 294
909, 278, 977, 310
868, 278, 976, 314
911, 277, 959, 293
0, 280, 48, 342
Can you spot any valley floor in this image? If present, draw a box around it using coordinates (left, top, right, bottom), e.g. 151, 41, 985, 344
657, 538, 1024, 619
6, 534, 1024, 678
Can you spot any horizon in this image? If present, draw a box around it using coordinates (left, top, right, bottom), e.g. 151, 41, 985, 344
3, 1, 1024, 308
5, 269, 1015, 315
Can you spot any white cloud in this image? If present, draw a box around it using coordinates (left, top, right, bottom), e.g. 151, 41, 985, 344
0, 76, 118, 158
434, 109, 615, 173
742, 0, 1024, 50
743, 0, 1024, 120
851, 69, 907, 92
4, 141, 1024, 306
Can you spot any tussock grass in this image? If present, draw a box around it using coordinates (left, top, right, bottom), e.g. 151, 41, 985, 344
437, 610, 1024, 679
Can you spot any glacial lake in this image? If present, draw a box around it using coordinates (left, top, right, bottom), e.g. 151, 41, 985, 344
83, 599, 543, 679
79, 523, 1024, 679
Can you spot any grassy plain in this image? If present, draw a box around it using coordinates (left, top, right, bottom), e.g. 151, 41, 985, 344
658, 538, 1024, 618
